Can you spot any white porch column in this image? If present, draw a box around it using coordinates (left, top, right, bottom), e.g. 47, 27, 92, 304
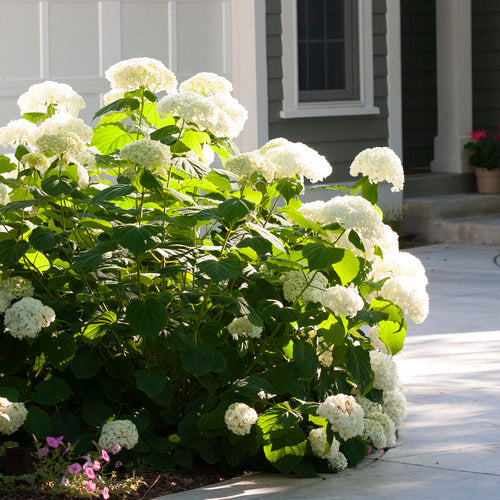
231, 0, 269, 152
431, 0, 472, 173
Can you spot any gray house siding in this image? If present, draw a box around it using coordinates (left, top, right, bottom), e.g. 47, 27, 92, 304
472, 0, 500, 135
401, 0, 437, 170
265, 0, 389, 182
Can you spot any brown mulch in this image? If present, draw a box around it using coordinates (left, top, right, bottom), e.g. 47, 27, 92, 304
0, 469, 244, 499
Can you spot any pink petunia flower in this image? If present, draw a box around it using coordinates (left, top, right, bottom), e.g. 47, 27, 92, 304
38, 447, 50, 457
495, 133, 500, 141
112, 441, 122, 453
93, 460, 101, 471
68, 463, 82, 475
114, 461, 123, 469
84, 466, 96, 479
46, 436, 64, 448
101, 449, 110, 462
102, 486, 110, 500
61, 476, 69, 487
367, 445, 372, 454
86, 480, 96, 492
472, 129, 487, 141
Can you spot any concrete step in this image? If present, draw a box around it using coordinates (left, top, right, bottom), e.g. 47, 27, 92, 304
404, 172, 475, 197
400, 193, 500, 245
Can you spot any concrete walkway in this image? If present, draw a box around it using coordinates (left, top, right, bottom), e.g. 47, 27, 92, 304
162, 244, 500, 499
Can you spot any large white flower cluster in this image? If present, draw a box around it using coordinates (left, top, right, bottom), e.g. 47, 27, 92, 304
35, 131, 86, 156
369, 350, 400, 391
21, 152, 51, 173
281, 270, 328, 304
372, 251, 428, 285
105, 57, 177, 93
0, 184, 11, 206
350, 147, 404, 192
0, 119, 36, 148
98, 420, 139, 454
380, 276, 429, 324
317, 394, 364, 440
3, 297, 55, 339
224, 402, 258, 436
210, 93, 248, 138
321, 285, 364, 318
225, 152, 277, 184
0, 398, 28, 435
366, 411, 396, 448
120, 138, 171, 169
103, 88, 125, 105
228, 316, 262, 340
367, 326, 389, 354
17, 81, 85, 117
0, 277, 34, 313
308, 428, 347, 471
36, 114, 93, 144
382, 389, 407, 427
354, 394, 382, 415
362, 418, 387, 449
259, 138, 332, 183
179, 72, 233, 97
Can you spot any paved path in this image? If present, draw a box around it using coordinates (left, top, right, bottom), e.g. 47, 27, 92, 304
162, 244, 500, 499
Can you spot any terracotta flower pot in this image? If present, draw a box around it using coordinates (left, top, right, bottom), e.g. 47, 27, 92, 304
474, 167, 500, 194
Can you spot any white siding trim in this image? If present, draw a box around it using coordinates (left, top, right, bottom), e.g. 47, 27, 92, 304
280, 0, 379, 119
99, 1, 121, 76
386, 0, 402, 159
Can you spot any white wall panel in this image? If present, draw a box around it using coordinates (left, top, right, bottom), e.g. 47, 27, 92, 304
48, 1, 100, 77
0, 2, 40, 79
121, 2, 170, 63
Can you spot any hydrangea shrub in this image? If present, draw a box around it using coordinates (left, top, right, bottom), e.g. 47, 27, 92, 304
0, 58, 428, 475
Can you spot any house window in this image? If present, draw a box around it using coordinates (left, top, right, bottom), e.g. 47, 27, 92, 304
297, 0, 359, 102
280, 0, 379, 118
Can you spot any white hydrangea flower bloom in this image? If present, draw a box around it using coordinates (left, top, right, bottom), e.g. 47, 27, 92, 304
120, 138, 171, 170
354, 394, 383, 416
370, 350, 400, 391
157, 91, 220, 131
308, 427, 330, 457
367, 326, 389, 354
0, 277, 34, 313
328, 451, 348, 471
225, 152, 277, 184
350, 147, 404, 192
21, 153, 51, 174
210, 93, 248, 139
224, 402, 258, 436
260, 138, 332, 183
317, 394, 364, 440
4, 297, 55, 339
0, 398, 28, 435
227, 316, 262, 340
0, 119, 37, 148
98, 420, 139, 454
372, 251, 428, 285
0, 184, 11, 206
105, 57, 177, 93
179, 72, 233, 97
380, 276, 429, 324
35, 131, 86, 156
17, 81, 85, 117
383, 389, 407, 427
281, 270, 328, 303
36, 114, 93, 144
366, 411, 397, 448
70, 149, 96, 170
362, 418, 387, 449
321, 285, 364, 318
103, 88, 125, 105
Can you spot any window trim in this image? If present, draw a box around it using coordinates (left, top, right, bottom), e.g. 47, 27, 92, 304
280, 0, 379, 118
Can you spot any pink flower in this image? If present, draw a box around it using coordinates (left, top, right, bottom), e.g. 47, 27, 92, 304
367, 445, 372, 454
101, 449, 110, 462
93, 460, 101, 471
38, 447, 50, 457
472, 129, 487, 141
61, 476, 69, 487
112, 441, 122, 453
46, 435, 64, 448
114, 461, 123, 469
494, 133, 500, 141
85, 480, 96, 492
68, 463, 82, 475
84, 466, 95, 479
102, 486, 110, 500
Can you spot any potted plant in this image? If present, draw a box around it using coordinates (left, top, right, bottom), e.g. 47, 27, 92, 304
464, 128, 500, 194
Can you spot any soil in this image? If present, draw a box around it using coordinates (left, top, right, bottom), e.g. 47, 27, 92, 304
0, 468, 243, 499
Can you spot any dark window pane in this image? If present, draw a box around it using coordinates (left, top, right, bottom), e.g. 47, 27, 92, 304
307, 42, 326, 90
298, 42, 308, 90
326, 0, 344, 39
298, 0, 307, 40
327, 41, 345, 89
306, 0, 325, 40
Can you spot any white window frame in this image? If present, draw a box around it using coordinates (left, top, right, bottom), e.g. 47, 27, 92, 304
280, 0, 379, 118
